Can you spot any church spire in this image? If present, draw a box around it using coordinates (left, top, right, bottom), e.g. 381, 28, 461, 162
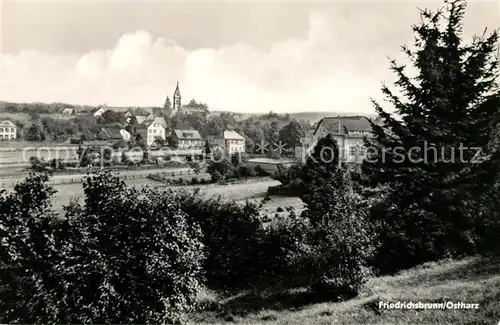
173, 81, 181, 113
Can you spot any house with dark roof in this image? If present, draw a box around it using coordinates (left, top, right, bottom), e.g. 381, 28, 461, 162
297, 116, 377, 164
172, 129, 204, 149
97, 128, 123, 142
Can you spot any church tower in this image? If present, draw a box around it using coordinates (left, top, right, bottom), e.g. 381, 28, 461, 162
173, 81, 181, 113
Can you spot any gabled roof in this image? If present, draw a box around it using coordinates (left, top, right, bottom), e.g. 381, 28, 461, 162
99, 128, 122, 139
134, 107, 153, 115
136, 119, 166, 129
173, 129, 202, 140
314, 116, 373, 136
62, 108, 74, 114
152, 117, 167, 128
136, 116, 147, 124
0, 120, 16, 128
92, 106, 107, 113
223, 130, 244, 140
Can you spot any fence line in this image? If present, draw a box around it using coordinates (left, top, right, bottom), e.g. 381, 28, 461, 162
44, 169, 192, 185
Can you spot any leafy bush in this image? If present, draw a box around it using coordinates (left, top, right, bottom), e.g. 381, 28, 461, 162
254, 165, 269, 177
0, 171, 205, 324
301, 168, 376, 300
236, 165, 256, 178
206, 158, 233, 183
169, 190, 268, 290
191, 177, 199, 184
261, 211, 313, 286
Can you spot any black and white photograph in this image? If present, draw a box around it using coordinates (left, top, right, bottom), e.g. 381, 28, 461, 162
0, 0, 499, 324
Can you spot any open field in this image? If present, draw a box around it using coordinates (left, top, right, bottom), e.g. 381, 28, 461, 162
0, 167, 194, 187
50, 177, 166, 210
47, 177, 303, 214
191, 255, 500, 324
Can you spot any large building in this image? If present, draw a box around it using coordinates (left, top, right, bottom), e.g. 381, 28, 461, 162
136, 118, 167, 146
207, 130, 246, 156
297, 116, 376, 163
0, 120, 17, 140
172, 129, 204, 149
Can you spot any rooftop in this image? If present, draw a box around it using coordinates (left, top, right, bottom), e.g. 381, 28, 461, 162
99, 128, 122, 139
223, 130, 244, 140
314, 115, 373, 135
174, 129, 202, 140
0, 120, 16, 127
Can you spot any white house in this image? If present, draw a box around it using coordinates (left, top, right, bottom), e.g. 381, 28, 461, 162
137, 120, 166, 146
92, 106, 108, 117
207, 130, 246, 155
62, 108, 75, 115
0, 120, 17, 140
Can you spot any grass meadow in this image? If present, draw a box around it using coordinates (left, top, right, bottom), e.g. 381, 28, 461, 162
191, 256, 500, 324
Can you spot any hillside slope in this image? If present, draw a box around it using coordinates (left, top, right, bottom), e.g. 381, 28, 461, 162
192, 256, 500, 324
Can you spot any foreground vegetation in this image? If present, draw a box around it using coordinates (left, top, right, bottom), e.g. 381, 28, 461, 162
191, 256, 500, 324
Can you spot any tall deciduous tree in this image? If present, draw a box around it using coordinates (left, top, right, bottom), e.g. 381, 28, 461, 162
362, 0, 500, 270
279, 120, 305, 152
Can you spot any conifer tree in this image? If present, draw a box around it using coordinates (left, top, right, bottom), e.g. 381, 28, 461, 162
362, 0, 500, 269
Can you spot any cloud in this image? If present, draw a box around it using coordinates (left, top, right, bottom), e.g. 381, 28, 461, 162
0, 9, 424, 113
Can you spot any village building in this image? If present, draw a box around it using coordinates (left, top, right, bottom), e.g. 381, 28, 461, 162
61, 108, 75, 115
97, 128, 123, 142
0, 120, 17, 140
207, 130, 246, 155
136, 119, 166, 146
92, 106, 108, 117
297, 116, 377, 163
172, 129, 204, 149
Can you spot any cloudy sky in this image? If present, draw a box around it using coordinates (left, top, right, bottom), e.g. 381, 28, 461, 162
1, 1, 499, 113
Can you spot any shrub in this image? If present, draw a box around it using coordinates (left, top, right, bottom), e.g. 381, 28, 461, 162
236, 165, 255, 178
170, 190, 267, 290
206, 158, 233, 182
301, 168, 376, 300
276, 206, 284, 212
261, 212, 313, 286
254, 165, 269, 177
191, 177, 199, 185
0, 171, 205, 324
